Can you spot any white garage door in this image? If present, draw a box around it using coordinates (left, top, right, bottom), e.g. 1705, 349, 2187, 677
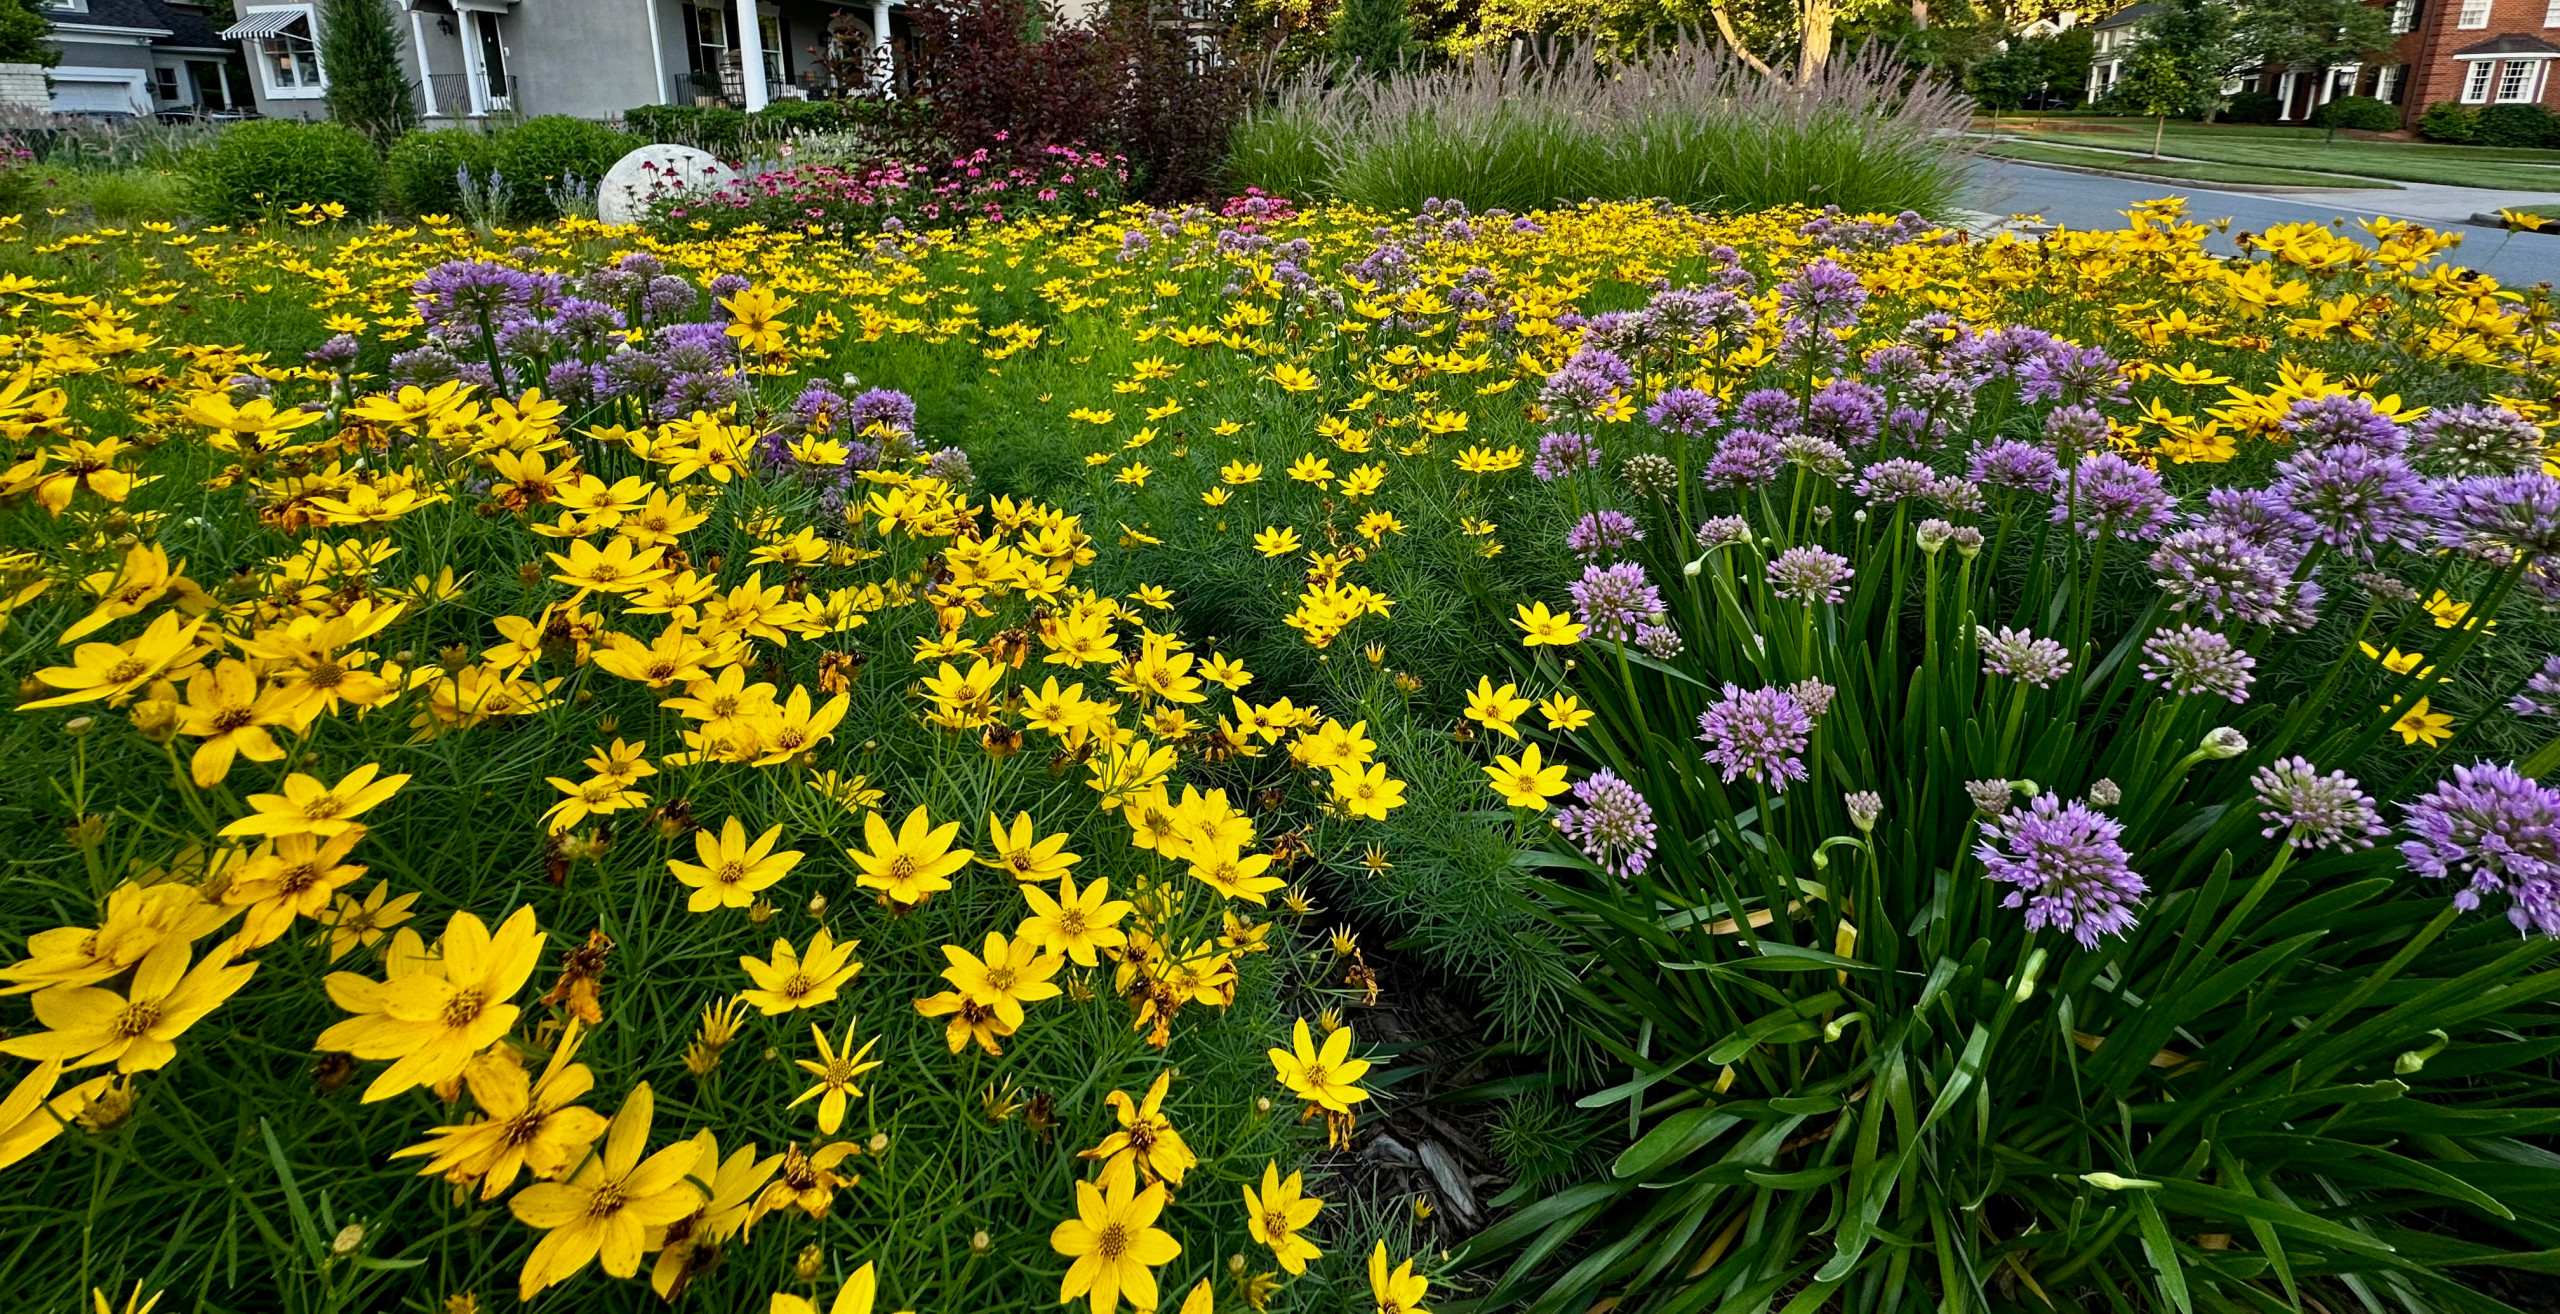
50, 76, 142, 115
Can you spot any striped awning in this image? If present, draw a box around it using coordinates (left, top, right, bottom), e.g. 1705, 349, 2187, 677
220, 9, 308, 40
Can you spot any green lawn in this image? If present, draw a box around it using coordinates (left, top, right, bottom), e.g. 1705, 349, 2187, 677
1978, 115, 2560, 191
1980, 139, 2384, 189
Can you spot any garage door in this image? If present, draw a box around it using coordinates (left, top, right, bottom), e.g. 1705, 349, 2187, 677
50, 76, 141, 115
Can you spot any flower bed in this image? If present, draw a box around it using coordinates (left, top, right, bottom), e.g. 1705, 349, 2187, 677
0, 195, 2553, 1313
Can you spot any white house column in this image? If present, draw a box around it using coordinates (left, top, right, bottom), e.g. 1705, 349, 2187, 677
871, 0, 892, 93
644, 0, 670, 104
456, 12, 490, 116
407, 4, 440, 117
735, 0, 768, 109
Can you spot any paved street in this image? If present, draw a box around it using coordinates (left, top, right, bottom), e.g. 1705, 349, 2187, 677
1965, 158, 2559, 287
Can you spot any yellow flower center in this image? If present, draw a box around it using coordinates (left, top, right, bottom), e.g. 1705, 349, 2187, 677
985, 964, 1017, 991
440, 988, 486, 1028
277, 859, 320, 894
585, 1182, 629, 1217
1056, 909, 1088, 936
302, 792, 344, 819
113, 998, 163, 1038
103, 657, 147, 684
1262, 1209, 1291, 1239
886, 855, 916, 882
780, 972, 814, 1000
714, 860, 747, 886
1300, 1061, 1330, 1088
1094, 1221, 1129, 1261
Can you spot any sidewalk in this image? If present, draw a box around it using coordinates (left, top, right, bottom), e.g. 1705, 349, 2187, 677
1968, 133, 2560, 225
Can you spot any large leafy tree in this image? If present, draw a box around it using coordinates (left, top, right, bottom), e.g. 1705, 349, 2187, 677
0, 0, 59, 67
2234, 0, 2393, 79
318, 0, 417, 151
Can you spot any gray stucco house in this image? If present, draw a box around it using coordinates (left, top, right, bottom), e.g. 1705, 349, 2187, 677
39, 0, 255, 116
221, 0, 911, 124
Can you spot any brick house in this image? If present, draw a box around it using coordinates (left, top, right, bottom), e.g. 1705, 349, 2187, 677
2249, 0, 2559, 127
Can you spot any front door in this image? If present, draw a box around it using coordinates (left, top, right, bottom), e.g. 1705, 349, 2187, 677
475, 12, 511, 110
186, 60, 227, 112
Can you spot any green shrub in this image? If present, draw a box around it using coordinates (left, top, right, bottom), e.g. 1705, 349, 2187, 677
2475, 102, 2560, 148
2309, 93, 2398, 131
383, 128, 497, 217
73, 166, 184, 223
491, 115, 627, 220
179, 118, 379, 223
2417, 101, 2478, 143
624, 104, 749, 156
2220, 90, 2281, 124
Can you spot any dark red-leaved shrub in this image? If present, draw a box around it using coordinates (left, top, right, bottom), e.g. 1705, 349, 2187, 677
902, 0, 1248, 202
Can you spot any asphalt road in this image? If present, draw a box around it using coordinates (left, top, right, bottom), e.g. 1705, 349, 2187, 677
1966, 158, 2559, 288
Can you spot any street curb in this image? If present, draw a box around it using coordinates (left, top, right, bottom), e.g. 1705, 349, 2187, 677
2467, 212, 2558, 236
1970, 145, 2391, 194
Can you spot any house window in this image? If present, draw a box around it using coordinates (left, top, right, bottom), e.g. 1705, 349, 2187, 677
256, 11, 323, 91
2547, 0, 2560, 26
2391, 0, 2416, 33
2457, 0, 2491, 27
759, 10, 786, 89
153, 67, 180, 100
2462, 60, 2497, 102
2497, 59, 2542, 102
686, 2, 732, 79
2376, 64, 2402, 102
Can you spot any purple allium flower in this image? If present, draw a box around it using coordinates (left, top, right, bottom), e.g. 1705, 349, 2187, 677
1570, 562, 1663, 643
1974, 795, 2148, 947
1635, 623, 1684, 659
2058, 452, 2177, 541
1701, 428, 1784, 489
2399, 762, 2560, 937
1776, 258, 1867, 331
2201, 486, 2301, 550
1733, 388, 1802, 433
925, 445, 975, 488
2149, 525, 2295, 626
2017, 343, 2125, 407
2043, 403, 2112, 451
1789, 678, 1837, 717
1541, 350, 1633, 413
1862, 343, 1926, 381
1807, 381, 1885, 449
1644, 388, 1721, 437
1931, 476, 1987, 515
305, 333, 360, 369
1968, 778, 2015, 817
388, 344, 459, 388
706, 272, 751, 300
2252, 757, 2387, 850
640, 274, 699, 322
542, 360, 607, 409
1780, 434, 1853, 484
2509, 655, 2560, 718
849, 386, 918, 441
2282, 395, 2405, 456
1854, 457, 1937, 505
1568, 510, 1645, 560
549, 297, 627, 354
1845, 790, 1883, 830
1534, 430, 1603, 482
2437, 472, 2560, 561
2410, 403, 2546, 478
1767, 546, 1853, 604
1969, 439, 2059, 492
413, 259, 544, 329
1978, 625, 2072, 687
2272, 444, 2431, 556
1647, 286, 1746, 337
1621, 453, 1679, 498
1556, 769, 1658, 878
1695, 515, 1754, 549
2139, 625, 2257, 702
658, 370, 744, 419
1698, 684, 1813, 791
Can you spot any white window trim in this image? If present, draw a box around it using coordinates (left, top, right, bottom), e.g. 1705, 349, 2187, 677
2461, 59, 2497, 103
2547, 0, 2560, 28
2495, 57, 2553, 103
2392, 0, 2417, 33
2458, 0, 2493, 27
243, 5, 325, 100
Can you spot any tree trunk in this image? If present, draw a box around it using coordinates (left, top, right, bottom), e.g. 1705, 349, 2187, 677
1708, 0, 1776, 77
1799, 0, 1836, 80
2153, 113, 2167, 158
1911, 0, 1929, 31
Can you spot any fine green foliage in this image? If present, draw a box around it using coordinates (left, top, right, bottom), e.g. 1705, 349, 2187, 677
490, 115, 629, 220
1331, 0, 1416, 76
317, 0, 420, 151
2309, 94, 2400, 133
2420, 103, 2481, 145
178, 119, 382, 224
2475, 104, 2560, 151
0, 0, 58, 66
1230, 38, 1974, 216
1979, 139, 2378, 188
382, 128, 498, 218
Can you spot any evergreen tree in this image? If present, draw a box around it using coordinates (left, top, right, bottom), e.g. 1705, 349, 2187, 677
1331, 0, 1413, 78
319, 0, 417, 151
0, 0, 59, 67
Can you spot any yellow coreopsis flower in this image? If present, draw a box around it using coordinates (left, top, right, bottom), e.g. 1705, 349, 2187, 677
317, 905, 544, 1102
510, 1082, 705, 1301
2391, 696, 2454, 746
938, 930, 1063, 1032
770, 1262, 877, 1314
788, 1020, 885, 1135
20, 610, 204, 709
1369, 1241, 1431, 1314
1243, 1161, 1325, 1275
1486, 743, 1570, 810
849, 805, 973, 908
1188, 843, 1285, 904
1328, 762, 1408, 821
1253, 526, 1302, 558
0, 939, 254, 1073
0, 1059, 111, 1172
222, 828, 369, 949
547, 537, 669, 596
651, 1130, 783, 1299
172, 658, 289, 787
1269, 1016, 1371, 1116
1463, 676, 1531, 740
1539, 692, 1593, 732
739, 928, 864, 1015
1050, 1176, 1181, 1314
221, 763, 410, 841
669, 818, 803, 913
1079, 1071, 1195, 1193
1018, 873, 1133, 968
1513, 601, 1585, 647
324, 880, 419, 961
980, 811, 1080, 883
389, 1021, 608, 1199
